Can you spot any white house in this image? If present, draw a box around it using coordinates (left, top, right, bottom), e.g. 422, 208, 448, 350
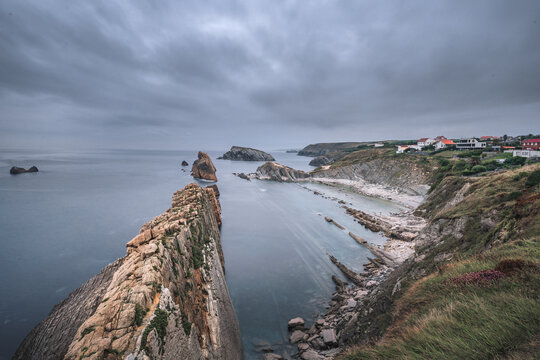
397, 145, 421, 153
417, 138, 435, 148
455, 138, 487, 150
434, 139, 456, 150
513, 150, 540, 158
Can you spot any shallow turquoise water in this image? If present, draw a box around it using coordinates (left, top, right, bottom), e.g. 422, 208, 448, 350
0, 148, 401, 359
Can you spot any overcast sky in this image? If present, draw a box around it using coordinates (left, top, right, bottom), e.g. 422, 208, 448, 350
1, 0, 539, 150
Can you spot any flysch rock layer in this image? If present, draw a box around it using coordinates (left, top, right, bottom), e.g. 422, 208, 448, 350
14, 183, 241, 360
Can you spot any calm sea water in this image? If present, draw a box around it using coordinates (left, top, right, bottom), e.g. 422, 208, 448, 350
0, 148, 402, 359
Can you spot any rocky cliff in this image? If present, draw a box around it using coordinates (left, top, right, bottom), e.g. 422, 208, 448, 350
312, 157, 431, 196
298, 143, 365, 157
14, 183, 242, 360
218, 146, 275, 161
192, 152, 218, 182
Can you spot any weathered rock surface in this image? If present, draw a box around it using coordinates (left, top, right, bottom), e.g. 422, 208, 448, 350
15, 183, 241, 360
192, 151, 218, 182
218, 146, 275, 161
308, 152, 346, 167
181, 160, 189, 166
288, 317, 305, 330
10, 166, 38, 174
236, 162, 310, 182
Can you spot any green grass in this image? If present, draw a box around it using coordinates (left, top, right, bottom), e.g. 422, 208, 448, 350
140, 309, 169, 352
342, 239, 540, 360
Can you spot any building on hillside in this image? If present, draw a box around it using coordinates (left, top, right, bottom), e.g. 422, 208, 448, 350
455, 138, 487, 150
396, 145, 421, 154
374, 143, 384, 147
513, 149, 540, 158
434, 136, 447, 141
434, 139, 456, 150
522, 139, 540, 150
417, 138, 436, 148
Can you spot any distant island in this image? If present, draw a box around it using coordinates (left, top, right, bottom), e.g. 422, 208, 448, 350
218, 146, 275, 161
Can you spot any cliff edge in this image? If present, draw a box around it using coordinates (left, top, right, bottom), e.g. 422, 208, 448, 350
14, 183, 241, 360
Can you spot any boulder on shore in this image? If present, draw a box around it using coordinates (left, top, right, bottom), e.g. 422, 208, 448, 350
181, 160, 189, 166
218, 146, 275, 161
10, 166, 38, 175
191, 152, 218, 181
288, 317, 305, 330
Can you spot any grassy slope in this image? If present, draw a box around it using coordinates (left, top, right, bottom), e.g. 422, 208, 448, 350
342, 165, 540, 360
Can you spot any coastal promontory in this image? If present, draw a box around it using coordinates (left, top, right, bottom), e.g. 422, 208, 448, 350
14, 183, 242, 360
218, 146, 275, 161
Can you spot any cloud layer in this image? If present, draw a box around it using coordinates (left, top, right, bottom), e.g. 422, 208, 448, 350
1, 0, 539, 149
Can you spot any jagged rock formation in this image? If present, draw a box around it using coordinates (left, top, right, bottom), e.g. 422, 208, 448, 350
181, 160, 189, 166
14, 183, 241, 360
236, 162, 310, 182
218, 146, 275, 161
192, 152, 218, 182
10, 166, 38, 174
298, 143, 365, 157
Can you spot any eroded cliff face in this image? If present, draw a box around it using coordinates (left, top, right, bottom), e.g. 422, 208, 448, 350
15, 183, 241, 360
312, 158, 431, 196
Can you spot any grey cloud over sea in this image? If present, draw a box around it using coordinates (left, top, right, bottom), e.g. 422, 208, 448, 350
1, 0, 539, 149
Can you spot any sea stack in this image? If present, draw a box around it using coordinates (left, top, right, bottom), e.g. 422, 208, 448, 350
218, 146, 275, 161
14, 183, 242, 360
191, 152, 217, 182
10, 166, 38, 175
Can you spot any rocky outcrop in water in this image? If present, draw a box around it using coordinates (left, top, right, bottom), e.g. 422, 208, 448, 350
14, 183, 242, 360
10, 166, 38, 174
218, 146, 275, 161
181, 160, 189, 166
192, 152, 218, 182
236, 162, 310, 182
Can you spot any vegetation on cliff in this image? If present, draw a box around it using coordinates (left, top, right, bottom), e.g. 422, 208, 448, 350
341, 164, 540, 359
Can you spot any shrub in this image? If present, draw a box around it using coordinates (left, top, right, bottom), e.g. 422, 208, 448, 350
505, 156, 526, 166
133, 304, 147, 327
506, 191, 522, 201
525, 169, 540, 187
140, 309, 169, 351
471, 165, 487, 174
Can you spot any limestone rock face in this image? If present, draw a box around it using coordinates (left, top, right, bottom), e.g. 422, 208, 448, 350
219, 146, 275, 161
192, 152, 218, 182
255, 162, 310, 182
10, 166, 38, 174
15, 183, 241, 360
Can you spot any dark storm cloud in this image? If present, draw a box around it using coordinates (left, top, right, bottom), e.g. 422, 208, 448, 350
0, 0, 539, 149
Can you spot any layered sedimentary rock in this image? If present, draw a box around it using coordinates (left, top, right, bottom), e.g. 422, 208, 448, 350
236, 162, 310, 182
10, 166, 38, 174
14, 183, 241, 360
192, 152, 218, 182
218, 146, 275, 161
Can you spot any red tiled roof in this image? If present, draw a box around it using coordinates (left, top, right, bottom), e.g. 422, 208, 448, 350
418, 138, 429, 142
440, 139, 455, 145
522, 139, 540, 143
502, 146, 515, 149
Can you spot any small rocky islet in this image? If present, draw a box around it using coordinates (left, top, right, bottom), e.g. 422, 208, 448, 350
218, 146, 275, 161
10, 166, 38, 175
